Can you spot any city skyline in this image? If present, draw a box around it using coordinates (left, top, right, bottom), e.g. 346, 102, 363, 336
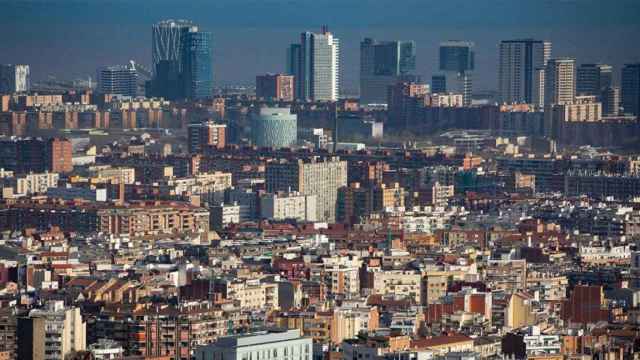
1, 1, 639, 91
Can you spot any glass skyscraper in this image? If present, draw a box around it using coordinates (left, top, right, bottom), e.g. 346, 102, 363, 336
360, 38, 417, 105
150, 20, 212, 100
434, 40, 474, 106
181, 30, 213, 100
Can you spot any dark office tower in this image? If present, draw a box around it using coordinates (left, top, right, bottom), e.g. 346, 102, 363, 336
439, 41, 474, 72
0, 138, 45, 174
602, 86, 620, 117
359, 38, 417, 105
621, 63, 640, 116
498, 39, 552, 104
434, 41, 474, 106
181, 29, 213, 99
577, 63, 613, 96
97, 64, 138, 97
287, 44, 303, 99
152, 20, 194, 72
151, 20, 194, 99
431, 75, 446, 93
287, 28, 340, 101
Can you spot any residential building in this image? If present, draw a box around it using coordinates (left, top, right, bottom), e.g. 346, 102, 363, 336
188, 121, 227, 153
371, 270, 422, 303
498, 39, 552, 104
0, 64, 30, 93
266, 157, 347, 222
256, 74, 294, 101
288, 27, 340, 101
195, 329, 313, 360
46, 138, 73, 173
544, 58, 576, 105
17, 301, 86, 360
16, 172, 59, 195
360, 38, 417, 104
260, 192, 317, 222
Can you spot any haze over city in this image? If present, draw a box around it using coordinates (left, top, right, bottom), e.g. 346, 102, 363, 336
2, 1, 640, 360
2, 0, 640, 90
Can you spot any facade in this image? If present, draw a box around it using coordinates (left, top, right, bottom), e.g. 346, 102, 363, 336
256, 74, 294, 101
182, 29, 213, 99
97, 64, 138, 97
16, 172, 59, 195
288, 28, 340, 101
17, 302, 86, 360
622, 63, 640, 116
0, 64, 30, 93
260, 192, 317, 222
151, 20, 195, 100
435, 41, 474, 106
152, 19, 193, 73
498, 39, 552, 104
46, 138, 73, 173
601, 86, 621, 116
97, 201, 210, 240
576, 63, 612, 96
360, 38, 417, 104
195, 329, 313, 360
251, 107, 297, 148
266, 157, 347, 222
188, 121, 227, 153
544, 58, 576, 105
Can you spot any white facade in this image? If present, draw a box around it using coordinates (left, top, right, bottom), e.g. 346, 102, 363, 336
260, 192, 317, 222
545, 58, 576, 105
16, 172, 59, 195
195, 330, 313, 360
312, 31, 340, 101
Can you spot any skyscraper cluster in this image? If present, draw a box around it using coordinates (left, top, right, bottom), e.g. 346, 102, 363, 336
149, 19, 213, 100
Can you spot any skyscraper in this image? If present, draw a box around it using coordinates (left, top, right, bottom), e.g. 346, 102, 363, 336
181, 29, 213, 100
498, 39, 552, 104
621, 63, 640, 116
439, 41, 475, 72
97, 64, 138, 97
0, 64, 30, 93
434, 41, 474, 106
544, 58, 576, 105
150, 20, 212, 100
287, 27, 340, 101
576, 63, 613, 96
359, 38, 416, 105
152, 20, 194, 73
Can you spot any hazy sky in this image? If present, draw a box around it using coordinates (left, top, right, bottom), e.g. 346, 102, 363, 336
1, 0, 639, 92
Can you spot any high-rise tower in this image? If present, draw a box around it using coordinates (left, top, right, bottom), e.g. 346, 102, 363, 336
498, 39, 552, 104
287, 27, 340, 101
360, 38, 416, 105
